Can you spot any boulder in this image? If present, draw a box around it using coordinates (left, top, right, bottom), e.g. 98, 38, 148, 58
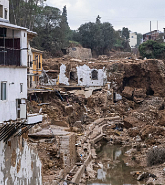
65, 105, 73, 115
133, 88, 146, 103
122, 86, 134, 99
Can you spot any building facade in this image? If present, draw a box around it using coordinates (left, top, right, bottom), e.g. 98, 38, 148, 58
0, 1, 43, 184
129, 32, 137, 48
27, 47, 43, 88
143, 30, 160, 42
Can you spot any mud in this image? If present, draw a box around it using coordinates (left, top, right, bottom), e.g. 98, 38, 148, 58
27, 55, 165, 184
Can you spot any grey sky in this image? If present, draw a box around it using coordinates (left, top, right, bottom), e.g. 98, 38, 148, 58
47, 0, 165, 34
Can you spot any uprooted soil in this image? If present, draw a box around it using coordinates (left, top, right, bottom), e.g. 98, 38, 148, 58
28, 56, 165, 184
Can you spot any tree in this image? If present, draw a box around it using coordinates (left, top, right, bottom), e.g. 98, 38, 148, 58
31, 6, 62, 55
9, 0, 46, 30
59, 5, 70, 48
77, 17, 115, 56
139, 40, 165, 59
122, 27, 129, 40
137, 33, 143, 47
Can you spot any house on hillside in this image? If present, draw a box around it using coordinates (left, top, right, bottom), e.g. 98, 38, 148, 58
0, 0, 42, 184
27, 47, 43, 88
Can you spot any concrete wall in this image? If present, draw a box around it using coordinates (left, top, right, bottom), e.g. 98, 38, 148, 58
68, 47, 92, 60
0, 67, 27, 122
60, 134, 77, 174
58, 64, 107, 87
0, 137, 42, 185
77, 65, 107, 87
0, 0, 9, 20
59, 64, 69, 85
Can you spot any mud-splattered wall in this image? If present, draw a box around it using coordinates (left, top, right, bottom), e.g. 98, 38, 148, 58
0, 137, 42, 185
68, 47, 92, 60
58, 64, 107, 87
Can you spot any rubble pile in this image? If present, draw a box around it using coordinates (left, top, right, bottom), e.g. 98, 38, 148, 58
27, 56, 165, 184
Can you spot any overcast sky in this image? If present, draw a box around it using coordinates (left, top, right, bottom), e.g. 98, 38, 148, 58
47, 0, 165, 34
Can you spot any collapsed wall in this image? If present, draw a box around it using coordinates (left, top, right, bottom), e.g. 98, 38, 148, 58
0, 136, 42, 185
68, 47, 92, 60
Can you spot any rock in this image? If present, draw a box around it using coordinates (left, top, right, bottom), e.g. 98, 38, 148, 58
133, 88, 146, 103
65, 105, 73, 115
137, 172, 157, 181
122, 86, 134, 99
158, 110, 165, 126
140, 125, 156, 140
123, 117, 133, 129
135, 135, 142, 142
128, 128, 140, 137
137, 172, 150, 181
73, 121, 82, 129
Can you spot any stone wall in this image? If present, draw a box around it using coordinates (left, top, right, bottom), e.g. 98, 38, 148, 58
68, 47, 92, 60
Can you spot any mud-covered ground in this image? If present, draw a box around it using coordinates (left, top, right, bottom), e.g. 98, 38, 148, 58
28, 55, 165, 184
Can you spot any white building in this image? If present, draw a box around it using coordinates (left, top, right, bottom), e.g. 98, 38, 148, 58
129, 32, 137, 48
0, 0, 42, 184
0, 0, 9, 22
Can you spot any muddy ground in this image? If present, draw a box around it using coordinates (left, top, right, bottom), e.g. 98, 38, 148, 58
28, 54, 165, 184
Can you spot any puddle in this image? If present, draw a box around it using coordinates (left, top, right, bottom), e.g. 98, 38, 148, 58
88, 145, 145, 185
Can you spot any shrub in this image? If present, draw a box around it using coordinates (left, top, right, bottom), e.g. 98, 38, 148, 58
146, 147, 165, 166
139, 40, 165, 59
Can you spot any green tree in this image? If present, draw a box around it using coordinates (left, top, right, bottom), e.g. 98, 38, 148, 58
31, 6, 62, 55
139, 40, 165, 59
59, 5, 70, 48
122, 27, 129, 40
137, 33, 143, 47
77, 17, 115, 56
9, 0, 46, 30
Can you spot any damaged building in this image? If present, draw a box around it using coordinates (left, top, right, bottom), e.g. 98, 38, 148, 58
0, 0, 42, 184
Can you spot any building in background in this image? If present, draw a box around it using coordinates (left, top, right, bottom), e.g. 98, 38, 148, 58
143, 30, 160, 42
129, 32, 137, 48
27, 47, 43, 88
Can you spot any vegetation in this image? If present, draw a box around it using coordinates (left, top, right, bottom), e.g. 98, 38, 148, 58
9, 1, 133, 56
72, 16, 131, 56
147, 147, 165, 166
139, 40, 165, 59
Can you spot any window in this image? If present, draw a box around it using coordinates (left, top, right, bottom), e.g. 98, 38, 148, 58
91, 70, 98, 80
20, 83, 23, 93
4, 9, 7, 19
39, 55, 41, 68
1, 82, 6, 100
0, 5, 3, 18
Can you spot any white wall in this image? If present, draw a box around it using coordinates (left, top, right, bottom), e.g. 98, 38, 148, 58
0, 0, 9, 20
57, 64, 107, 87
129, 32, 137, 48
59, 64, 69, 85
0, 138, 42, 185
0, 67, 27, 122
77, 65, 106, 86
